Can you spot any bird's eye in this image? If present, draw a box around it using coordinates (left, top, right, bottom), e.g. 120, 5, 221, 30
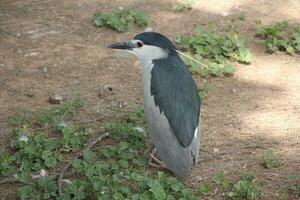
137, 41, 144, 47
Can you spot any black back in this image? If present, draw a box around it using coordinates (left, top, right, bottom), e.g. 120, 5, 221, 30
150, 54, 201, 147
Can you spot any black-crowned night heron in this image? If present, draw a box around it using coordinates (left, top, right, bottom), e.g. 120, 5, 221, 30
107, 32, 201, 177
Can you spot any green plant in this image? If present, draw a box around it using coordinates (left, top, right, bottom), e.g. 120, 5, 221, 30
238, 12, 246, 21
11, 132, 63, 170
128, 106, 144, 123
0, 24, 3, 35
2, 101, 197, 199
198, 83, 213, 101
213, 172, 230, 190
18, 172, 58, 200
60, 119, 197, 199
177, 24, 251, 76
262, 149, 282, 169
195, 183, 210, 197
256, 20, 300, 54
288, 174, 300, 197
227, 173, 261, 200
174, 0, 195, 12
1, 98, 85, 172
290, 28, 300, 53
20, 4, 30, 15
93, 9, 148, 32
0, 151, 16, 176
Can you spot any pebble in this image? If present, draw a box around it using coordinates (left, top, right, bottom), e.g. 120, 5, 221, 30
98, 85, 114, 98
133, 127, 144, 133
24, 52, 39, 57
144, 27, 153, 32
49, 94, 63, 104
19, 135, 29, 142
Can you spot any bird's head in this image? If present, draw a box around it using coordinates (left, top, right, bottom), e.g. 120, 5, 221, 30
107, 32, 177, 62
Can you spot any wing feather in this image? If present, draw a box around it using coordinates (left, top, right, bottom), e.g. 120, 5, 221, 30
150, 54, 201, 147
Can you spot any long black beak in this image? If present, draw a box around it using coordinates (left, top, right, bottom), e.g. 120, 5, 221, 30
106, 41, 135, 50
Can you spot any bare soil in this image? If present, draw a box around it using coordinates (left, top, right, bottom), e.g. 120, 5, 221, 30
0, 0, 299, 199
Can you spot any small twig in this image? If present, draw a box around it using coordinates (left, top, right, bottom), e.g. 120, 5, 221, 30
0, 171, 61, 185
106, 107, 135, 113
72, 118, 101, 124
0, 177, 22, 185
57, 132, 109, 196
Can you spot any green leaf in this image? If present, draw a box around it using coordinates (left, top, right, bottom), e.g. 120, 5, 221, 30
17, 170, 32, 184
41, 150, 61, 168
286, 46, 295, 55
72, 159, 82, 169
213, 172, 229, 190
228, 179, 261, 200
196, 183, 210, 196
18, 185, 36, 200
67, 180, 87, 200
38, 176, 58, 197
0, 151, 16, 176
93, 13, 104, 27
119, 159, 129, 169
83, 151, 95, 163
223, 63, 236, 74
149, 180, 167, 200
119, 142, 129, 151
238, 48, 252, 63
93, 9, 148, 32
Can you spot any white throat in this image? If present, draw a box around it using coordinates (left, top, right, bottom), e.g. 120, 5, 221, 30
132, 43, 168, 65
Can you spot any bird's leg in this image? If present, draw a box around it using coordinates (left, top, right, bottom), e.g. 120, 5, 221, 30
148, 148, 167, 169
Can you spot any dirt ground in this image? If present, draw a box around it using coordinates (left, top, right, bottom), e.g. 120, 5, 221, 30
0, 0, 300, 199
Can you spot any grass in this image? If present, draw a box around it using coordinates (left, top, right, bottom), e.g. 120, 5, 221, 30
93, 8, 148, 32
262, 149, 282, 169
212, 172, 262, 200
176, 23, 251, 77
288, 174, 300, 197
0, 24, 3, 35
227, 173, 262, 200
20, 4, 30, 15
213, 172, 230, 190
173, 0, 195, 12
198, 83, 213, 101
1, 98, 198, 200
195, 183, 210, 197
255, 20, 300, 54
4, 98, 296, 200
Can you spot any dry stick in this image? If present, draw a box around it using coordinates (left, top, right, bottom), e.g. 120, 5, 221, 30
106, 107, 135, 113
0, 177, 24, 185
57, 132, 109, 196
0, 172, 72, 185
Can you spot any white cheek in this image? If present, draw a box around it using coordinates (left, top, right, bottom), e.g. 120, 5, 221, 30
126, 50, 136, 55
132, 45, 168, 62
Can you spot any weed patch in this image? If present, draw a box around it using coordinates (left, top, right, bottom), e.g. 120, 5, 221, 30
93, 9, 148, 32
213, 172, 230, 190
288, 174, 300, 197
228, 173, 261, 200
195, 183, 210, 197
176, 24, 251, 77
262, 149, 282, 169
174, 0, 195, 12
20, 4, 30, 15
256, 20, 300, 54
1, 100, 197, 199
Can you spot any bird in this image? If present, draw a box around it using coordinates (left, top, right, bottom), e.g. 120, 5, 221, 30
107, 32, 201, 177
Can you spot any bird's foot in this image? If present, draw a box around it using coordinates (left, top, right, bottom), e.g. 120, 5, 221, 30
148, 148, 167, 169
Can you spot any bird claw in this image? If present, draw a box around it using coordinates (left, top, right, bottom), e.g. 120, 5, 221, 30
148, 148, 167, 169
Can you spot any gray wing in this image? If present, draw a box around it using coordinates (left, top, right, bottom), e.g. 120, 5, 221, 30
150, 55, 201, 147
